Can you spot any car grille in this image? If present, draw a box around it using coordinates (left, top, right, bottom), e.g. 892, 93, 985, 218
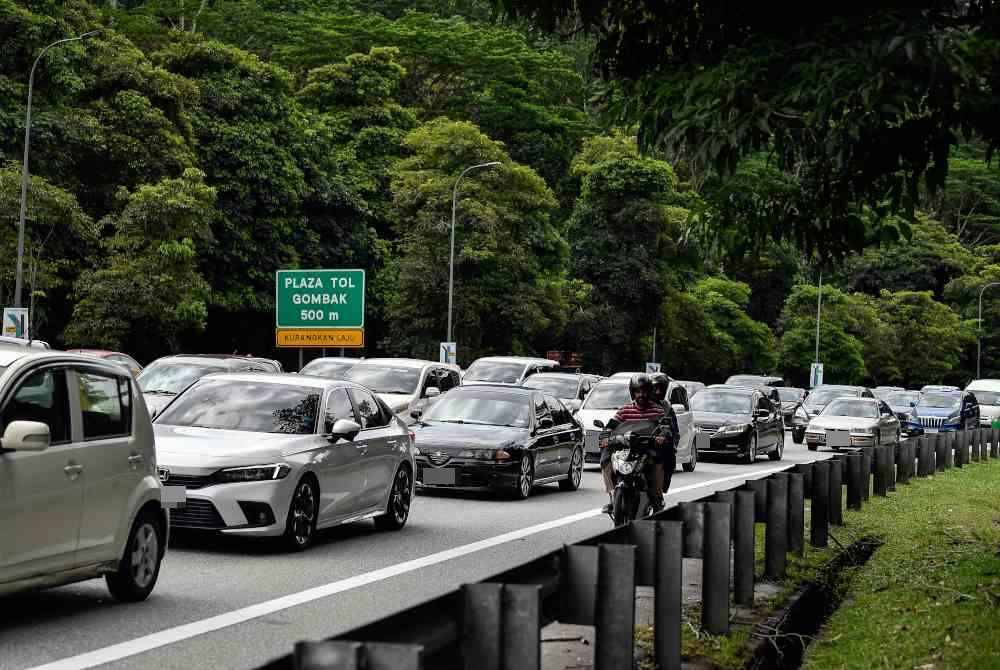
920, 416, 945, 428
696, 424, 722, 433
164, 473, 214, 490
427, 451, 451, 466
170, 498, 226, 529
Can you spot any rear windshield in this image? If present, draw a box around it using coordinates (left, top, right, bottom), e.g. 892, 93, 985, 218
777, 388, 802, 402
138, 363, 223, 395
464, 360, 526, 383
581, 383, 631, 410
300, 359, 359, 379
524, 376, 578, 398
690, 390, 752, 415
886, 392, 920, 407
807, 388, 857, 404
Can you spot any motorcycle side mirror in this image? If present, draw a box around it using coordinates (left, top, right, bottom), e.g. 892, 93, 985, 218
592, 419, 605, 429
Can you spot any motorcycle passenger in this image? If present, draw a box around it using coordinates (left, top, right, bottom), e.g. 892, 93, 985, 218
649, 373, 679, 497
600, 373, 668, 514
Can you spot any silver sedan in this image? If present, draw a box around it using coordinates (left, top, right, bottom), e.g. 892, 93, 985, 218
805, 397, 900, 451
153, 373, 415, 550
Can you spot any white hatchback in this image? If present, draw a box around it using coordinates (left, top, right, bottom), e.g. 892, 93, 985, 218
0, 347, 178, 601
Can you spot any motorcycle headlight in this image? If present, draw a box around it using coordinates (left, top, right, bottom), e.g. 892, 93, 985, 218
216, 464, 291, 482
611, 450, 636, 474
719, 423, 751, 435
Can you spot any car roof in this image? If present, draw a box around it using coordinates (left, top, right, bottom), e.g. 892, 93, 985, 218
0, 349, 137, 373
455, 383, 538, 395
471, 356, 556, 365
703, 385, 756, 395
353, 357, 459, 371
525, 372, 582, 380
180, 353, 280, 363
66, 348, 118, 356
195, 372, 352, 389
147, 355, 258, 368
776, 386, 804, 391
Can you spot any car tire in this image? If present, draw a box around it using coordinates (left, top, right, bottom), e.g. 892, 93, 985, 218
769, 430, 784, 461
513, 454, 534, 500
559, 447, 584, 491
105, 508, 164, 603
282, 476, 319, 551
807, 443, 818, 451
682, 442, 697, 472
742, 433, 758, 464
375, 466, 413, 531
793, 428, 805, 444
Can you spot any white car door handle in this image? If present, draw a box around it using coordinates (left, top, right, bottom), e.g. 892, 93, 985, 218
64, 463, 84, 479
128, 454, 144, 468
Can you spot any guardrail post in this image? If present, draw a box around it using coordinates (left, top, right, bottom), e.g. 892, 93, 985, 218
946, 432, 956, 468
859, 447, 872, 500
673, 502, 704, 559
993, 428, 999, 459
788, 473, 805, 555
846, 452, 863, 510
745, 479, 768, 522
733, 490, 755, 606
897, 442, 911, 484
560, 546, 597, 625
463, 583, 540, 670
703, 502, 731, 635
976, 429, 984, 461
764, 476, 788, 579
654, 521, 683, 670
713, 490, 736, 539
463, 584, 502, 670
954, 430, 965, 468
794, 463, 813, 499
295, 641, 362, 670
810, 461, 829, 548
971, 429, 979, 462
916, 437, 929, 477
936, 433, 948, 471
887, 444, 897, 492
828, 458, 844, 525
596, 545, 636, 670
873, 447, 888, 497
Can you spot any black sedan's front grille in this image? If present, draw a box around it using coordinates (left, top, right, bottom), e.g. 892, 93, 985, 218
164, 473, 214, 490
170, 498, 226, 529
427, 451, 451, 466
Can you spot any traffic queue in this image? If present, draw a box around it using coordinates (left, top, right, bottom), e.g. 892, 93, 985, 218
2, 332, 998, 605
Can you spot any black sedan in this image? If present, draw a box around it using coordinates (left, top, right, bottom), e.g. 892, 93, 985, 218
776, 386, 807, 427
691, 386, 785, 463
412, 385, 584, 499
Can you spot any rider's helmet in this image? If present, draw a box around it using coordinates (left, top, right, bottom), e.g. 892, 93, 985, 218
629, 373, 653, 401
649, 373, 669, 400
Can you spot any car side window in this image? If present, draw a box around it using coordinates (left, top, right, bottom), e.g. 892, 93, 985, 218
76, 370, 132, 440
757, 395, 772, 412
447, 370, 461, 390
668, 386, 689, 411
349, 388, 389, 429
325, 388, 357, 429
544, 395, 569, 426
1, 368, 71, 444
535, 394, 552, 423
437, 368, 456, 393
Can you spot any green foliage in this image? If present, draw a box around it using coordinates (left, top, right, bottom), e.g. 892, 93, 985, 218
927, 155, 1000, 248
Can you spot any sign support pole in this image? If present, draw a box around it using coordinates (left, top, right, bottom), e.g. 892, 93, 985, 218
299, 348, 303, 372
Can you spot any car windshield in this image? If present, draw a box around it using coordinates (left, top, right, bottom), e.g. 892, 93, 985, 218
886, 392, 920, 407
807, 388, 856, 404
525, 376, 578, 397
581, 383, 631, 410
918, 393, 961, 410
156, 379, 320, 434
463, 361, 525, 383
343, 365, 421, 394
726, 375, 765, 386
972, 390, 1000, 405
823, 399, 878, 418
299, 359, 358, 379
422, 391, 530, 427
690, 390, 752, 414
777, 388, 802, 402
138, 363, 223, 395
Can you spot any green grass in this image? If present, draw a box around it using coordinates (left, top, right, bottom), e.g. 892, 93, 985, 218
803, 461, 1000, 670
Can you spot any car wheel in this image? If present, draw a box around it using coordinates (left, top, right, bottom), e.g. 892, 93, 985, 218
513, 454, 534, 499
807, 442, 818, 451
742, 433, 758, 464
375, 466, 412, 531
105, 508, 164, 602
769, 430, 784, 461
559, 447, 584, 491
282, 476, 319, 551
682, 442, 697, 472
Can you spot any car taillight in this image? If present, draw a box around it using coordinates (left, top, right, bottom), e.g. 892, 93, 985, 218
408, 431, 415, 442
495, 449, 512, 461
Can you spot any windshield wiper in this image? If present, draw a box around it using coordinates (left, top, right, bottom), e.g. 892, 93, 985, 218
144, 389, 177, 395
436, 419, 467, 424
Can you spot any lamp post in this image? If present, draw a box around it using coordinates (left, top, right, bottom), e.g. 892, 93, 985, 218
977, 282, 1000, 378
814, 271, 823, 364
447, 161, 500, 344
15, 30, 100, 309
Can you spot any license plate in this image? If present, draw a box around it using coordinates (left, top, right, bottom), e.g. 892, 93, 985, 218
585, 430, 601, 453
422, 468, 456, 485
161, 485, 186, 509
695, 430, 711, 452
924, 427, 939, 434
826, 430, 850, 448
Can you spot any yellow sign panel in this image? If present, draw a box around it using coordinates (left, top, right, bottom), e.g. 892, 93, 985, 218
276, 328, 364, 348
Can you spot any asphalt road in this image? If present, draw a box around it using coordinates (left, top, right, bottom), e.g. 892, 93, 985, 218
0, 433, 833, 670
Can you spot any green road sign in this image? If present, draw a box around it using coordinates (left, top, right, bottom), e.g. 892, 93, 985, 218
275, 269, 365, 329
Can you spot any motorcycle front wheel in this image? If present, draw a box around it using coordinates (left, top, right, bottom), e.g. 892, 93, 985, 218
612, 486, 634, 526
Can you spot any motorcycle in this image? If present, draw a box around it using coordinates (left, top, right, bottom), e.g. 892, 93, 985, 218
594, 416, 671, 526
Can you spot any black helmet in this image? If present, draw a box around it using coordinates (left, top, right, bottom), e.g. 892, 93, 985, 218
649, 372, 669, 391
629, 373, 653, 399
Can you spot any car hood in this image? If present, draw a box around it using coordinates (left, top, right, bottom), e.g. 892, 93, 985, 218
575, 408, 618, 431
913, 406, 960, 417
143, 392, 176, 414
692, 411, 751, 427
979, 405, 1000, 420
411, 421, 528, 449
887, 404, 914, 414
154, 424, 313, 469
808, 416, 878, 431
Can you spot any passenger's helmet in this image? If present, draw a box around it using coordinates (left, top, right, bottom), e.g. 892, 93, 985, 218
649, 372, 669, 394
629, 373, 653, 399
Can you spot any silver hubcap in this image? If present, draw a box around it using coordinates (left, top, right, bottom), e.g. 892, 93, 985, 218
391, 470, 411, 522
291, 482, 316, 546
570, 449, 583, 486
520, 456, 532, 496
130, 523, 158, 589
750, 436, 757, 461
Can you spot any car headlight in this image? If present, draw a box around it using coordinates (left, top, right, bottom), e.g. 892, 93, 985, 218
611, 450, 636, 474
457, 449, 496, 460
216, 464, 291, 482
719, 423, 751, 435
851, 427, 874, 435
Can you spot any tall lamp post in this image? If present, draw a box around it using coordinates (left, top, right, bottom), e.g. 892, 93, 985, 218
447, 161, 500, 344
977, 282, 1000, 378
15, 30, 101, 309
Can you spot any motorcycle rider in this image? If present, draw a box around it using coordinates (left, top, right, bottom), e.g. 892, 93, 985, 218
600, 373, 669, 513
649, 372, 679, 496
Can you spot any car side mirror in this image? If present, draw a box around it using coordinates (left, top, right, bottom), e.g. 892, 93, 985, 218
1, 421, 51, 452
410, 409, 423, 421
424, 387, 440, 399
754, 409, 770, 420
592, 419, 605, 429
327, 418, 361, 442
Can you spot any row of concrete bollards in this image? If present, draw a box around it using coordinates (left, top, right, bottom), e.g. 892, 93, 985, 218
286, 428, 998, 670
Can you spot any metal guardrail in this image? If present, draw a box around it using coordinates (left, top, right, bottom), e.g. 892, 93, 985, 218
257, 428, 1000, 670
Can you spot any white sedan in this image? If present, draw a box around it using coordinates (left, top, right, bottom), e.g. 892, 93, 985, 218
154, 373, 415, 550
805, 397, 900, 451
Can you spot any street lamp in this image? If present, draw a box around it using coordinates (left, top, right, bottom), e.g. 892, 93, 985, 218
14, 30, 101, 309
977, 282, 1000, 378
447, 161, 501, 343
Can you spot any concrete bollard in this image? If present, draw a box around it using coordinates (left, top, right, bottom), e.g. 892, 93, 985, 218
887, 444, 897, 492
810, 462, 830, 548
795, 463, 813, 499
972, 429, 980, 462
846, 453, 863, 510
955, 430, 966, 468
733, 491, 755, 607
828, 457, 844, 526
860, 447, 873, 500
992, 428, 999, 459
897, 442, 911, 484
788, 473, 805, 555
873, 446, 888, 497
595, 545, 636, 670
745, 479, 768, 523
916, 437, 930, 477
702, 503, 731, 635
764, 476, 788, 579
655, 522, 683, 670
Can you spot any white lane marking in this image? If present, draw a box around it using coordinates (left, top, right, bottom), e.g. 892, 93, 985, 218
28, 462, 807, 670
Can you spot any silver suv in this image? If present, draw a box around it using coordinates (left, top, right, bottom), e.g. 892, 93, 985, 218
0, 346, 179, 601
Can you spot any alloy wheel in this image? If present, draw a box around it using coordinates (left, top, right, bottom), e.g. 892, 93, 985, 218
390, 468, 412, 524
570, 448, 583, 487
130, 522, 159, 589
290, 480, 317, 547
518, 455, 534, 498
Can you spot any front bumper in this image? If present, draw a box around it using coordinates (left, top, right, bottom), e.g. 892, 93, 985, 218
166, 475, 295, 537
694, 428, 752, 456
416, 457, 521, 490
804, 431, 876, 448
